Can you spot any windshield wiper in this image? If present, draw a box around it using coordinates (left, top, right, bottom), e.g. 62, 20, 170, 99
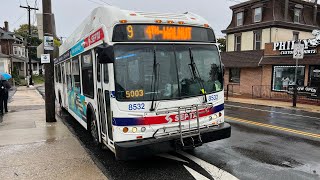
189, 48, 207, 103
150, 49, 159, 111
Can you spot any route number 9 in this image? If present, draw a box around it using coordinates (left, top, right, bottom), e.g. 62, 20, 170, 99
127, 25, 134, 39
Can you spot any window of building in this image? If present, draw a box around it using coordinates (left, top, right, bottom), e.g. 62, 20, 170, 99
0, 62, 5, 72
254, 7, 262, 22
236, 12, 244, 26
254, 31, 262, 50
81, 51, 94, 98
21, 47, 25, 57
0, 45, 2, 53
272, 66, 305, 91
13, 46, 18, 55
229, 68, 240, 83
294, 9, 301, 23
235, 35, 241, 51
72, 56, 81, 93
293, 32, 299, 41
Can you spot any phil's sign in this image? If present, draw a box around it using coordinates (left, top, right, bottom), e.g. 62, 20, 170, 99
273, 30, 320, 55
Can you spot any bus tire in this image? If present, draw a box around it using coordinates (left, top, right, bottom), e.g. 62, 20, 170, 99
88, 109, 100, 147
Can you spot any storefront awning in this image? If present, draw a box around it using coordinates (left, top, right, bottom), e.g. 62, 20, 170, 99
221, 50, 264, 68
260, 55, 320, 65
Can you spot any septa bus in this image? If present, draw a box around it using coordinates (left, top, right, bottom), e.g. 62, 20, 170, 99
54, 6, 231, 160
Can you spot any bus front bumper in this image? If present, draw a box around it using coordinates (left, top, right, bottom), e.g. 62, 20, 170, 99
114, 123, 231, 160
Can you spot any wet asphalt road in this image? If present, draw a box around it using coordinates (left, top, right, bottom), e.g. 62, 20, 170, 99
37, 87, 320, 180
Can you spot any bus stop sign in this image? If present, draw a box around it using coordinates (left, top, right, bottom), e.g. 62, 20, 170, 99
293, 44, 304, 59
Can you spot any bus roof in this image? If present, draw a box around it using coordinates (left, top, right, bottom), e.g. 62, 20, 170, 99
59, 6, 211, 56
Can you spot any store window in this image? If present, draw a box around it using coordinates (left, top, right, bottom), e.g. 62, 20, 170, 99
272, 66, 305, 91
235, 35, 241, 51
254, 7, 262, 23
229, 68, 240, 83
236, 12, 244, 26
254, 31, 261, 50
294, 8, 301, 23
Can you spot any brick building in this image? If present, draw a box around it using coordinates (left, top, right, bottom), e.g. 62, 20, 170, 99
221, 0, 320, 98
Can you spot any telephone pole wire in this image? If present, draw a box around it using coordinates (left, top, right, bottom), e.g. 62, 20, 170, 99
42, 0, 56, 122
20, 4, 39, 86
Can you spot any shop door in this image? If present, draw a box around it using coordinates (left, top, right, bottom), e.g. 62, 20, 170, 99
309, 65, 320, 87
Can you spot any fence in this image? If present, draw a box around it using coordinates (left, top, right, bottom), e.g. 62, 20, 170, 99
225, 84, 241, 100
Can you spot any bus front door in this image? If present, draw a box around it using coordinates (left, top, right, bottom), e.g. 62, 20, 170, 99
96, 61, 113, 146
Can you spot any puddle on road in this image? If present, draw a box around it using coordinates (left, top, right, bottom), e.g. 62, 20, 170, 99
232, 146, 304, 168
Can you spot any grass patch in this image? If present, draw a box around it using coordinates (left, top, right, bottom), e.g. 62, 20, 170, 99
33, 75, 45, 84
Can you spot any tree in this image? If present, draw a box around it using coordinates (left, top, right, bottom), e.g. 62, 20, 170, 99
217, 37, 226, 52
14, 24, 42, 60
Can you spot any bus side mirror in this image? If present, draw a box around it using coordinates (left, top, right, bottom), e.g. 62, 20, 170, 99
96, 45, 114, 63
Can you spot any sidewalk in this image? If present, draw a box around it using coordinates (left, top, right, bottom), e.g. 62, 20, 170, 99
0, 87, 106, 180
226, 97, 320, 113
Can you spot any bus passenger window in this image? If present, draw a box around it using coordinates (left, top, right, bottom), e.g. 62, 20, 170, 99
81, 51, 94, 98
72, 57, 81, 93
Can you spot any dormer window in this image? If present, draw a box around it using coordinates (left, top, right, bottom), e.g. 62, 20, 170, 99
237, 12, 244, 26
294, 9, 301, 23
254, 7, 262, 22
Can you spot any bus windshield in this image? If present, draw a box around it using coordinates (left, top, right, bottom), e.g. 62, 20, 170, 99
114, 44, 223, 101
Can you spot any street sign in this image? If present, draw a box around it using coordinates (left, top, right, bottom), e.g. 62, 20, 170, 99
44, 36, 54, 51
293, 43, 304, 59
41, 54, 50, 63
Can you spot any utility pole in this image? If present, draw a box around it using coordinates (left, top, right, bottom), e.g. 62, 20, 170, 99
20, 5, 39, 86
42, 0, 56, 122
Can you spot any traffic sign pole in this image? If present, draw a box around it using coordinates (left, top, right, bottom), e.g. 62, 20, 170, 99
292, 43, 304, 107
293, 58, 298, 107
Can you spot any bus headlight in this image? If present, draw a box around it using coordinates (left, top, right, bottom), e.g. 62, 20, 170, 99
132, 127, 138, 133
141, 127, 146, 132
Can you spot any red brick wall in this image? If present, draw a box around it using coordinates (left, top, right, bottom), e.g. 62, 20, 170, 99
239, 67, 263, 95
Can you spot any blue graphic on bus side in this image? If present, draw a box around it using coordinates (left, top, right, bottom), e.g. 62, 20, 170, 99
68, 87, 87, 121
71, 40, 84, 56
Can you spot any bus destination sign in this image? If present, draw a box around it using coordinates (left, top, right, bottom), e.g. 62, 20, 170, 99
113, 24, 216, 42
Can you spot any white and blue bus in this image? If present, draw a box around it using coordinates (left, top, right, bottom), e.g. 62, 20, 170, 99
54, 6, 230, 160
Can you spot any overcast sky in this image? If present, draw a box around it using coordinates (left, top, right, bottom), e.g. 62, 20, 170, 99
0, 0, 245, 38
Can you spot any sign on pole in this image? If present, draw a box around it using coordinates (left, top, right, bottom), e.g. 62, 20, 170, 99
44, 36, 54, 50
41, 54, 50, 63
293, 43, 304, 59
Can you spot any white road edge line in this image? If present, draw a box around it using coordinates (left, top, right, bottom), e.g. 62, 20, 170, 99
184, 165, 210, 180
225, 104, 320, 120
178, 151, 239, 180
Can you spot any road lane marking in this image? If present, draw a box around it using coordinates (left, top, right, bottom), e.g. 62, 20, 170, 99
178, 151, 239, 180
225, 104, 320, 120
184, 165, 210, 180
225, 116, 320, 139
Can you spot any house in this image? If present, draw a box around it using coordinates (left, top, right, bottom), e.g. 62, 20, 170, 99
0, 21, 43, 78
222, 0, 320, 98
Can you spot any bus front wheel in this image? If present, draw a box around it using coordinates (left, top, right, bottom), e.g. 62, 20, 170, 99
88, 111, 100, 146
